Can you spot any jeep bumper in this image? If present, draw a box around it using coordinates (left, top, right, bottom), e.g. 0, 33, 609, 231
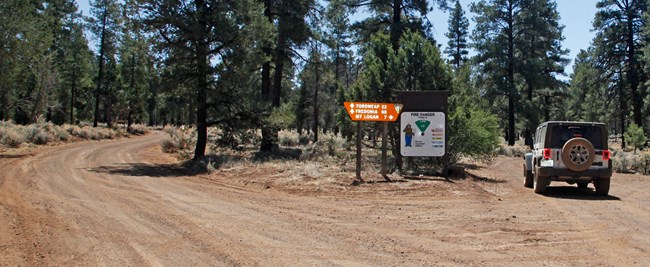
535, 166, 612, 180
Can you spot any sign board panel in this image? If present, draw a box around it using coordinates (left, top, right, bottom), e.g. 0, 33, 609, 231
400, 112, 446, 157
344, 102, 403, 122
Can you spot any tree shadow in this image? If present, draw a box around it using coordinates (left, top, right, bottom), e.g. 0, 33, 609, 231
402, 175, 454, 183
466, 173, 508, 184
0, 154, 31, 159
457, 162, 483, 170
354, 179, 410, 185
253, 148, 302, 162
541, 186, 621, 201
89, 163, 202, 178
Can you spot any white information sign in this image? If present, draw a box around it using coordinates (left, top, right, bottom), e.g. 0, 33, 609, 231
400, 112, 446, 157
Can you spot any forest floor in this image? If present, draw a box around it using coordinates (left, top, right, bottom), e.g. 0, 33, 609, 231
1, 131, 649, 266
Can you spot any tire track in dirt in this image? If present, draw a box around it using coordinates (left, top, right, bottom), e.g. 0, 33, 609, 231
477, 157, 650, 266
2, 136, 650, 266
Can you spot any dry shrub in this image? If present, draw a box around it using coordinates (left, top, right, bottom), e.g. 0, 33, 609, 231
612, 149, 650, 175
163, 126, 180, 137
22, 125, 50, 145
32, 130, 50, 145
128, 124, 148, 135
77, 126, 93, 139
637, 154, 650, 175
161, 126, 195, 160
91, 128, 114, 140
53, 126, 69, 141
1, 127, 24, 147
496, 141, 529, 157
161, 137, 178, 153
301, 134, 349, 160
278, 130, 299, 147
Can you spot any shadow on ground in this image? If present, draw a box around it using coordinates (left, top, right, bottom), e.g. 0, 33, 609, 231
0, 154, 31, 159
403, 175, 454, 183
465, 173, 508, 184
542, 186, 621, 201
89, 163, 201, 178
253, 148, 302, 161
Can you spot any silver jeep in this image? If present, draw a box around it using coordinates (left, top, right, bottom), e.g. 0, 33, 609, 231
523, 121, 612, 195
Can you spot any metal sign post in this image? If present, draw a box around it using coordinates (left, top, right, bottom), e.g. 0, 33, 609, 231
356, 121, 363, 182
344, 102, 403, 184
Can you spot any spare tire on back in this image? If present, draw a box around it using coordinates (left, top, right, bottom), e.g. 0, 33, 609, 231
561, 137, 595, 172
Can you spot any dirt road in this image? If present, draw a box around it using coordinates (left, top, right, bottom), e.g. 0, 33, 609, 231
1, 132, 649, 266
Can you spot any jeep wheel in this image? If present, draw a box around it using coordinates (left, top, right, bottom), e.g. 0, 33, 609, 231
524, 166, 534, 188
594, 178, 610, 196
577, 182, 589, 189
534, 173, 548, 194
561, 138, 595, 172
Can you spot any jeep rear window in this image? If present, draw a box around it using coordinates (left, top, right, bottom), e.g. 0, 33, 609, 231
548, 125, 604, 149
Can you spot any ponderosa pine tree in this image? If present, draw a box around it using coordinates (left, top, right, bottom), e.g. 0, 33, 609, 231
88, 0, 122, 128
119, 0, 150, 132
324, 0, 354, 137
351, 0, 448, 52
518, 0, 568, 147
259, 0, 315, 151
471, 0, 568, 146
140, 0, 272, 159
593, 0, 648, 147
58, 10, 94, 124
472, 0, 524, 146
444, 0, 469, 70
566, 48, 618, 128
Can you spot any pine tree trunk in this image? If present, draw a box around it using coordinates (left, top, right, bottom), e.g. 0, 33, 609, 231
506, 1, 516, 146
94, 7, 108, 128
127, 54, 136, 132
312, 51, 320, 142
70, 68, 77, 124
260, 0, 276, 152
193, 0, 209, 160
391, 0, 403, 52
626, 12, 642, 128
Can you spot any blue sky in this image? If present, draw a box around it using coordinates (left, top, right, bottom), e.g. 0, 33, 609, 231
427, 0, 598, 77
76, 0, 598, 76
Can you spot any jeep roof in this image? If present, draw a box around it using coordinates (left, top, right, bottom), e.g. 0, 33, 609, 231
536, 121, 608, 150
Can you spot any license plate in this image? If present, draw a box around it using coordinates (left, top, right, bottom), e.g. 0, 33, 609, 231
540, 160, 554, 167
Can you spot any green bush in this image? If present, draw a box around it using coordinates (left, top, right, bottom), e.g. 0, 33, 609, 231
624, 123, 646, 152
447, 107, 500, 163
443, 64, 500, 168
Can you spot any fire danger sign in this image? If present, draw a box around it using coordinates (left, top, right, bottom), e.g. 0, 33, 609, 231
400, 112, 446, 157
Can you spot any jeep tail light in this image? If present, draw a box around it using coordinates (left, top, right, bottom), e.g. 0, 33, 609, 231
543, 148, 552, 160
602, 150, 611, 161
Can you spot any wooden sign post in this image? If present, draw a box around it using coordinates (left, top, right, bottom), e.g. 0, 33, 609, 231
343, 102, 403, 183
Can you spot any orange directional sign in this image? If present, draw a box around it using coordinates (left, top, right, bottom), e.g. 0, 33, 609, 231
344, 102, 404, 122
